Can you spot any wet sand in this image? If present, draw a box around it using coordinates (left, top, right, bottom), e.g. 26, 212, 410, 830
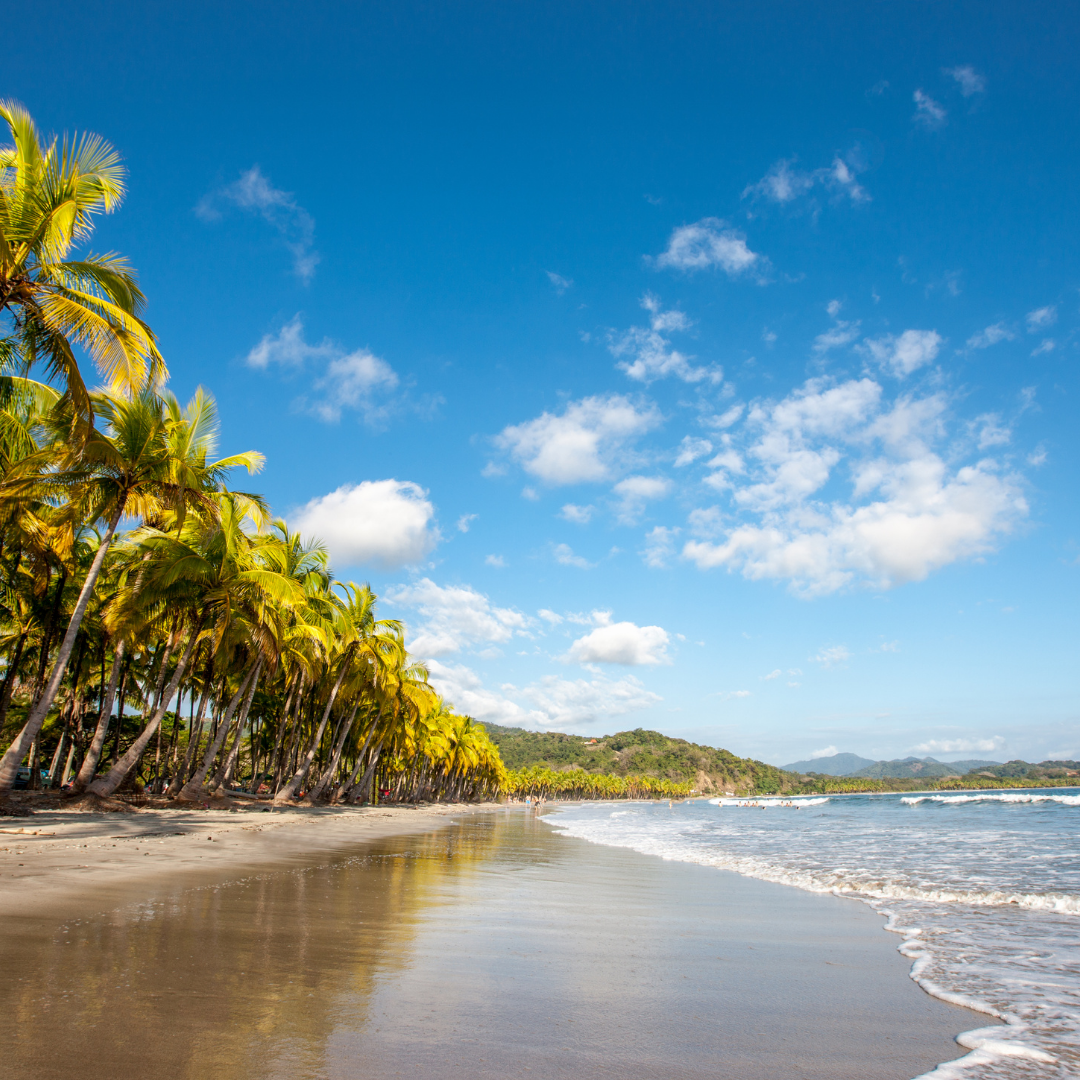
0, 808, 983, 1079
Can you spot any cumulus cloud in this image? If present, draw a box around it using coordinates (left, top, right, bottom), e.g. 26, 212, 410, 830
654, 218, 763, 277
1026, 306, 1057, 332
612, 475, 672, 524
493, 394, 660, 485
944, 65, 986, 97
457, 514, 477, 533
566, 620, 671, 665
426, 660, 660, 729
810, 745, 839, 759
678, 375, 1026, 595
609, 294, 721, 384
966, 323, 1015, 350
197, 166, 319, 280
485, 554, 506, 568
912, 736, 1004, 755
386, 578, 532, 657
864, 329, 942, 377
913, 90, 947, 128
293, 480, 439, 569
743, 154, 869, 207
246, 316, 399, 423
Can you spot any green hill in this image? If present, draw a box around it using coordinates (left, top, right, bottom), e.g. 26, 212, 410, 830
479, 724, 794, 795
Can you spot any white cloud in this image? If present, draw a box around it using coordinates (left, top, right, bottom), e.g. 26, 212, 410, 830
966, 323, 1015, 350
913, 90, 947, 129
553, 543, 592, 569
743, 154, 869, 206
196, 166, 319, 280
1031, 339, 1055, 356
246, 315, 399, 423
688, 506, 725, 537
944, 65, 986, 97
560, 503, 594, 525
457, 514, 478, 533
567, 621, 671, 666
654, 218, 762, 277
493, 394, 660, 485
612, 475, 672, 524
864, 329, 942, 377
724, 690, 751, 699
546, 271, 573, 294
761, 669, 782, 681
538, 609, 563, 625
386, 578, 532, 657
704, 404, 746, 430
675, 436, 713, 467
485, 554, 506, 568
810, 745, 839, 759
292, 480, 438, 570
970, 413, 1011, 449
427, 660, 660, 729
610, 295, 722, 384
912, 736, 1004, 755
814, 321, 861, 353
811, 645, 851, 667
310, 348, 399, 423
1026, 306, 1057, 332
642, 526, 679, 569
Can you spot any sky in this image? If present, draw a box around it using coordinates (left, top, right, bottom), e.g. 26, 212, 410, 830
8, 0, 1079, 766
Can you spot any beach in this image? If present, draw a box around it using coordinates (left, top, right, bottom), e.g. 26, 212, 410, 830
0, 804, 979, 1079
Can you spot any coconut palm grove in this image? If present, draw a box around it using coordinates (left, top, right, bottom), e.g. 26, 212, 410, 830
0, 102, 699, 809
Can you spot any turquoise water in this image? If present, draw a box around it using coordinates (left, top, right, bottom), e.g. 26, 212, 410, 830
549, 791, 1080, 1078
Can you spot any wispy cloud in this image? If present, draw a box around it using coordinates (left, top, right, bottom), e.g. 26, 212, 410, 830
912, 735, 1003, 755
546, 270, 573, 294
197, 166, 319, 281
553, 543, 592, 569
609, 294, 722, 384
246, 315, 399, 424
913, 90, 947, 129
966, 322, 1015, 350
864, 329, 942, 377
1026, 306, 1057, 332
944, 65, 986, 97
812, 645, 851, 667
744, 153, 869, 207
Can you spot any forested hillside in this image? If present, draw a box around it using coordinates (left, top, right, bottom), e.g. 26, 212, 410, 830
480, 724, 794, 795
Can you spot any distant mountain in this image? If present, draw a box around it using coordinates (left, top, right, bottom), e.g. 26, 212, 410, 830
850, 756, 1002, 779
780, 753, 876, 776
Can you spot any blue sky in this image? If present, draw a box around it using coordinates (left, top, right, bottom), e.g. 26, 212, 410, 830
10, 1, 1079, 765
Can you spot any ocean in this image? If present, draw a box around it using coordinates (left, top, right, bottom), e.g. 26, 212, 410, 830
547, 791, 1080, 1079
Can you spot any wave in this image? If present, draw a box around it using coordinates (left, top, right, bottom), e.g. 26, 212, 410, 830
706, 796, 830, 807
903, 792, 1080, 807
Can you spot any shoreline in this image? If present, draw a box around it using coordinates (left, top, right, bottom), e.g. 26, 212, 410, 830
0, 800, 500, 923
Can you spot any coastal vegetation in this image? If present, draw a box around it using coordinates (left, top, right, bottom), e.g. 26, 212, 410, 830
0, 101, 505, 809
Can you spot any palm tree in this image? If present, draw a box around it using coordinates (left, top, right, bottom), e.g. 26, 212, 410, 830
0, 100, 165, 425
0, 390, 262, 797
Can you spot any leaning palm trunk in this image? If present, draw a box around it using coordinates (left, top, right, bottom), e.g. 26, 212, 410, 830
307, 701, 360, 802
167, 669, 212, 796
88, 621, 203, 798
212, 660, 262, 794
177, 660, 259, 801
0, 506, 124, 797
70, 641, 126, 793
333, 716, 383, 804
275, 653, 353, 804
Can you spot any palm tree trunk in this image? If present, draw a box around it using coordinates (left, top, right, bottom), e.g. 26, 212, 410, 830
71, 640, 126, 793
212, 659, 262, 793
275, 653, 353, 804
334, 715, 383, 803
167, 657, 212, 796
88, 620, 204, 798
0, 505, 123, 798
308, 701, 360, 803
0, 630, 27, 733
177, 659, 259, 801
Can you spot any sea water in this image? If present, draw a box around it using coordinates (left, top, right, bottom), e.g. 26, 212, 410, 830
547, 791, 1080, 1079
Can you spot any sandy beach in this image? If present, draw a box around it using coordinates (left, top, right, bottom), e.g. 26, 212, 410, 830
0, 804, 986, 1080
